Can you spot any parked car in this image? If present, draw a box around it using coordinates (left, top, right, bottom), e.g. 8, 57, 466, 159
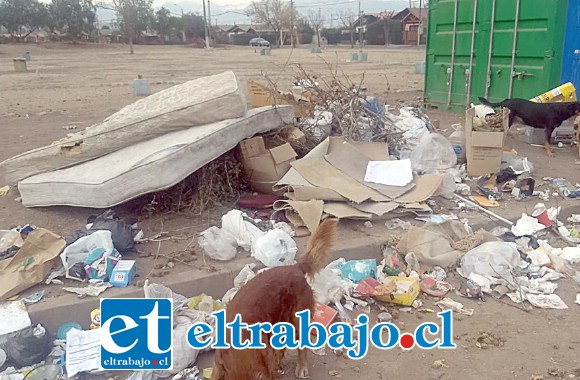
249, 37, 270, 47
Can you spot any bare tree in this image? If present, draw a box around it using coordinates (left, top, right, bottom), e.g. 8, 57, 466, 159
380, 10, 394, 46
308, 9, 324, 48
112, 0, 154, 54
248, 0, 296, 47
338, 10, 355, 49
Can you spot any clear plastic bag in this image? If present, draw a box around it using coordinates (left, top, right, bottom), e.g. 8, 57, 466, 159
197, 226, 238, 261
251, 228, 297, 267
460, 241, 521, 278
60, 230, 116, 281
410, 133, 457, 173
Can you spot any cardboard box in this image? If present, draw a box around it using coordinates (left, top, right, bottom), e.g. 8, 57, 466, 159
246, 80, 312, 119
373, 276, 420, 306
239, 136, 297, 195
465, 107, 509, 177
282, 126, 306, 144
109, 260, 136, 287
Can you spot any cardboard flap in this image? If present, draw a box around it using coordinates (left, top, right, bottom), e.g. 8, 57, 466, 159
240, 137, 267, 159
269, 143, 297, 164
470, 131, 506, 148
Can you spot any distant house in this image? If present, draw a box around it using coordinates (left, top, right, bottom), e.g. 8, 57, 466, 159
215, 24, 257, 44
392, 7, 427, 45
351, 13, 382, 30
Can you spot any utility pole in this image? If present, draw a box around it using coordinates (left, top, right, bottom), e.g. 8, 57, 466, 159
358, 0, 363, 53
207, 0, 212, 47
290, 0, 295, 48
417, 0, 422, 47
202, 0, 210, 49
181, 8, 185, 44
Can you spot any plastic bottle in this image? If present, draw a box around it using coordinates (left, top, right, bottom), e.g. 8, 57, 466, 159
448, 123, 466, 164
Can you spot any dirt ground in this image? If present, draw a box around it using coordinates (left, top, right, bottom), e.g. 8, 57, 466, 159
1, 43, 580, 380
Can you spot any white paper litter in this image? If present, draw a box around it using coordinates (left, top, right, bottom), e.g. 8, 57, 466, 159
560, 247, 580, 264
63, 282, 112, 297
511, 214, 546, 236
434, 297, 474, 316
575, 294, 580, 305
526, 294, 568, 309
0, 301, 31, 335
65, 328, 101, 377
364, 159, 413, 187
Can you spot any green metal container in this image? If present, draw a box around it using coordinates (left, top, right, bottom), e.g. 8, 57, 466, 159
424, 0, 571, 113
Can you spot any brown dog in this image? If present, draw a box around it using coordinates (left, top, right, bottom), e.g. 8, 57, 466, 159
211, 218, 338, 380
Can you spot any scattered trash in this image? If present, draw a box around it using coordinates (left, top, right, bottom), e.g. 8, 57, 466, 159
0, 324, 52, 368
340, 259, 377, 283
420, 277, 452, 297
61, 230, 118, 281
364, 221, 373, 228
22, 290, 44, 304
65, 327, 100, 377
63, 281, 112, 297
0, 228, 66, 300
410, 133, 457, 173
434, 297, 474, 316
90, 308, 101, 329
455, 183, 471, 196
0, 186, 9, 196
575, 294, 580, 305
198, 210, 265, 261
380, 245, 407, 276
460, 241, 520, 278
364, 159, 413, 187
432, 359, 449, 369
374, 276, 420, 306
377, 312, 393, 323
0, 301, 31, 335
252, 228, 297, 267
109, 259, 137, 287
458, 279, 484, 301
525, 294, 568, 309
385, 218, 411, 230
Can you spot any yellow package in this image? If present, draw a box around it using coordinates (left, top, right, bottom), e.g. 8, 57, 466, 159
90, 308, 100, 329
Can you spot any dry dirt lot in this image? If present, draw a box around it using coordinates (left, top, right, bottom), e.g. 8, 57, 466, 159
1, 43, 580, 380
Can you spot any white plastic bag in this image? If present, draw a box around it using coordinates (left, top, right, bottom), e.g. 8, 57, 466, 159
460, 241, 521, 278
60, 230, 115, 281
309, 268, 353, 305
221, 210, 265, 251
198, 210, 266, 261
0, 230, 23, 252
410, 133, 457, 173
251, 229, 297, 267
197, 226, 238, 261
143, 280, 189, 309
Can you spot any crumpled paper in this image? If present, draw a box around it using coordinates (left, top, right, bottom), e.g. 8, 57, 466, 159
434, 297, 474, 316
511, 214, 546, 236
62, 282, 112, 297
507, 292, 568, 309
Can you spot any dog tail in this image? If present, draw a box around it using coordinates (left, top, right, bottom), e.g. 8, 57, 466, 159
297, 218, 338, 278
478, 96, 502, 108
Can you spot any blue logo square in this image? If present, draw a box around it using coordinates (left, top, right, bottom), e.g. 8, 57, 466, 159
100, 298, 173, 370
